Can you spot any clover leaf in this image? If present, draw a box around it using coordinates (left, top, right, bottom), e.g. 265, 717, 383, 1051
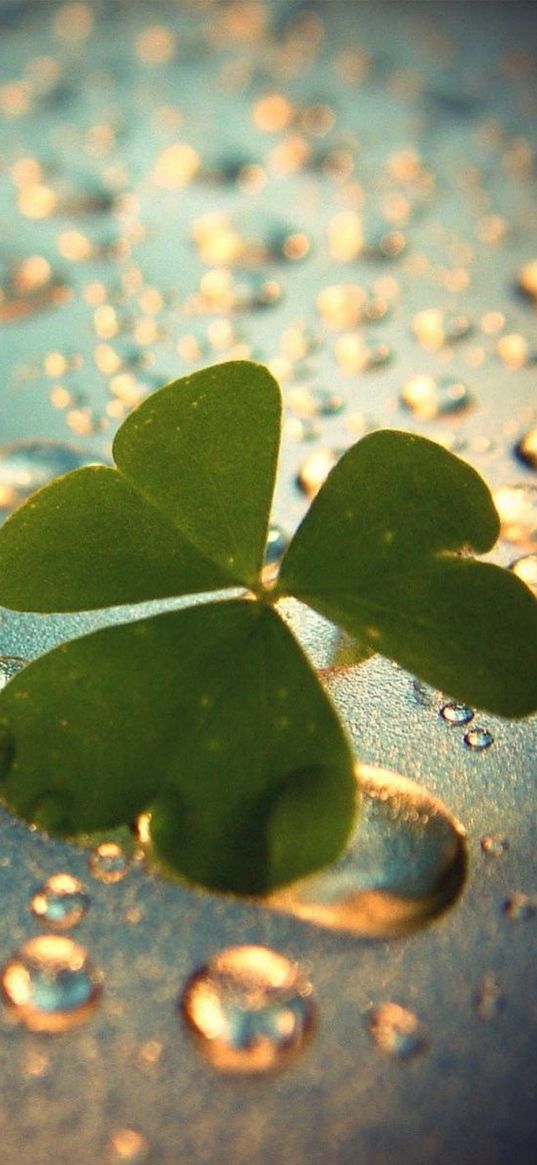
276, 430, 537, 717
0, 359, 535, 896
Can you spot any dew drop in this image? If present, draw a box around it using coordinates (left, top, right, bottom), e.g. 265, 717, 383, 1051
518, 258, 537, 302
473, 974, 505, 1021
268, 765, 467, 937
480, 834, 509, 858
464, 726, 493, 750
30, 873, 90, 929
88, 842, 129, 883
440, 701, 474, 725
493, 484, 537, 549
509, 553, 537, 595
0, 259, 71, 323
515, 425, 537, 471
1, 935, 101, 1032
367, 1002, 427, 1059
180, 945, 315, 1073
264, 524, 290, 567
502, 891, 536, 921
297, 447, 338, 497
0, 440, 105, 519
400, 374, 472, 419
0, 655, 27, 689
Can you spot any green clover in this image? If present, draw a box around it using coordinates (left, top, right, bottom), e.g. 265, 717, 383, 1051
0, 361, 535, 895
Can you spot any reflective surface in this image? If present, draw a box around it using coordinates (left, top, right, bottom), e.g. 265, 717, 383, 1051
1, 1, 536, 1162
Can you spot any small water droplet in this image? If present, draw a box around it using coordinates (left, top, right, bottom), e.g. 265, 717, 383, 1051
88, 842, 129, 883
1, 935, 101, 1032
515, 426, 537, 471
0, 259, 71, 323
286, 385, 344, 419
440, 701, 474, 725
181, 945, 315, 1073
400, 374, 472, 419
297, 447, 338, 497
367, 1002, 427, 1059
30, 873, 90, 929
264, 524, 290, 567
502, 891, 536, 921
268, 766, 467, 937
0, 441, 105, 519
480, 834, 509, 858
494, 483, 537, 549
0, 655, 27, 689
473, 974, 505, 1020
509, 553, 537, 595
518, 258, 537, 302
464, 726, 493, 750
107, 1128, 149, 1162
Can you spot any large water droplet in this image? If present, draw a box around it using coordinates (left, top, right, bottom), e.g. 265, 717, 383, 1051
493, 483, 537, 549
0, 441, 105, 519
180, 945, 315, 1073
0, 655, 27, 689
1, 935, 102, 1032
367, 1002, 427, 1059
30, 873, 90, 929
88, 841, 129, 883
268, 765, 467, 937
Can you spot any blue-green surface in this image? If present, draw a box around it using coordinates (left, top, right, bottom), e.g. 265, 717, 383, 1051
0, 2, 536, 1162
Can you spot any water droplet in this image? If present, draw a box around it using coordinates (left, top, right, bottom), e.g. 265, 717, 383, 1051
181, 945, 315, 1074
30, 873, 90, 929
232, 273, 282, 311
400, 374, 472, 419
515, 426, 537, 470
518, 258, 537, 302
107, 1128, 149, 1162
0, 441, 105, 519
464, 726, 493, 750
286, 385, 344, 419
88, 842, 129, 883
473, 974, 505, 1020
268, 766, 467, 937
480, 834, 509, 858
440, 701, 474, 725
367, 1002, 427, 1059
502, 891, 536, 921
297, 447, 338, 497
1, 935, 101, 1032
509, 553, 537, 595
494, 484, 537, 549
0, 259, 71, 323
0, 655, 27, 689
264, 524, 290, 567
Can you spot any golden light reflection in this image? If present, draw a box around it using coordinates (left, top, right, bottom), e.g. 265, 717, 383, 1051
496, 332, 528, 369
152, 142, 199, 189
317, 284, 365, 329
53, 3, 93, 42
135, 25, 177, 65
253, 93, 294, 133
